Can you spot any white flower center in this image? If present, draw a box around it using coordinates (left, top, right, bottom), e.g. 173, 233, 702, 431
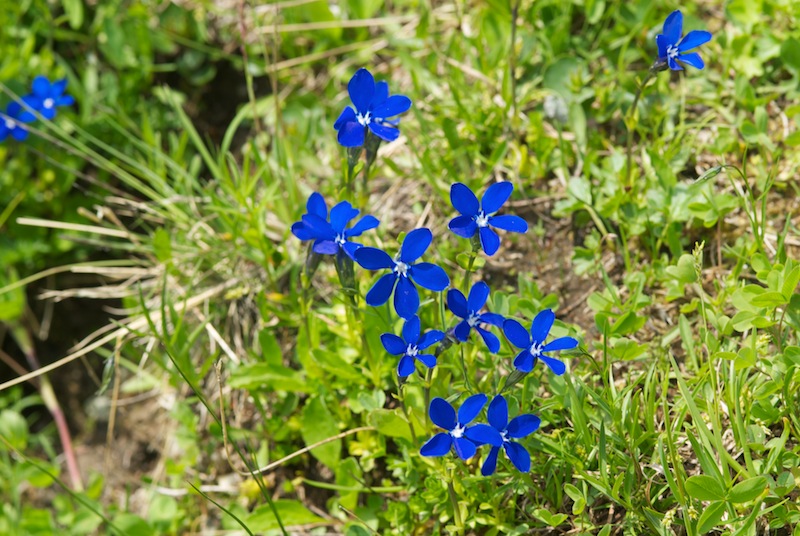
394, 261, 409, 277
451, 424, 465, 439
475, 211, 490, 228
467, 312, 481, 327
406, 344, 418, 357
501, 430, 509, 443
529, 341, 543, 358
356, 111, 371, 126
4, 118, 15, 129
666, 44, 679, 60
43, 98, 54, 109
335, 233, 346, 246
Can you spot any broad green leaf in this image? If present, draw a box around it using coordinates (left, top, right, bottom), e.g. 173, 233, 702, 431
153, 228, 172, 263
782, 265, 800, 298
63, 0, 84, 29
684, 475, 726, 501
228, 363, 311, 393
246, 500, 325, 532
301, 397, 341, 469
111, 514, 155, 536
533, 508, 568, 527
0, 410, 28, 451
781, 37, 800, 73
367, 409, 413, 442
750, 291, 787, 308
728, 476, 767, 503
696, 500, 726, 534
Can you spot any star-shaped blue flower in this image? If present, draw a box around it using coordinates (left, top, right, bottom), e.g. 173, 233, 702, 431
381, 316, 444, 377
447, 282, 504, 353
28, 76, 75, 120
504, 309, 578, 375
0, 98, 38, 142
420, 394, 502, 460
481, 395, 541, 476
449, 182, 528, 256
655, 10, 712, 71
354, 228, 450, 319
334, 68, 412, 147
291, 192, 379, 260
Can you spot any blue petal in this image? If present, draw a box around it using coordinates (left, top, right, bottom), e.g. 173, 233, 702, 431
450, 183, 479, 216
338, 122, 365, 147
420, 432, 452, 457
346, 215, 379, 237
31, 76, 51, 98
678, 52, 705, 70
0, 125, 8, 141
400, 228, 432, 263
481, 181, 513, 214
465, 424, 503, 447
503, 319, 530, 349
334, 106, 356, 130
479, 226, 500, 256
453, 320, 471, 343
39, 106, 56, 120
329, 201, 359, 233
354, 247, 394, 270
365, 273, 397, 306
540, 354, 567, 375
306, 192, 327, 219
668, 56, 683, 71
371, 95, 412, 118
662, 10, 683, 47
504, 441, 531, 472
476, 326, 500, 354
513, 350, 535, 373
543, 336, 578, 352
291, 222, 313, 241
447, 289, 469, 319
429, 398, 456, 430
312, 240, 338, 255
487, 395, 508, 431
416, 353, 437, 369
458, 393, 487, 425
453, 437, 477, 460
655, 34, 669, 60
11, 126, 28, 141
394, 276, 419, 319
507, 414, 541, 439
348, 68, 375, 113
368, 121, 401, 142
52, 79, 68, 97
417, 329, 444, 350
342, 241, 360, 260
678, 30, 711, 52
449, 215, 478, 238
397, 355, 416, 377
467, 281, 490, 312
56, 94, 74, 107
381, 333, 406, 355
372, 81, 389, 106
481, 446, 500, 476
530, 309, 555, 344
301, 214, 336, 240
479, 312, 505, 327
410, 263, 449, 291
489, 214, 528, 234
402, 315, 421, 345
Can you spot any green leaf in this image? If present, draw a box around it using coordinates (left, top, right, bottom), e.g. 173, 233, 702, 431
0, 409, 28, 451
153, 228, 172, 263
367, 409, 413, 442
63, 0, 84, 29
782, 265, 800, 299
685, 475, 726, 501
301, 397, 341, 469
696, 500, 726, 534
751, 291, 788, 308
228, 363, 311, 393
111, 514, 155, 536
245, 500, 325, 532
533, 508, 568, 527
781, 37, 800, 73
728, 476, 767, 503
735, 347, 757, 371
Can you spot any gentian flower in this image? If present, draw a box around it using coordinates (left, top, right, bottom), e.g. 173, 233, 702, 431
504, 309, 578, 375
333, 68, 412, 147
481, 395, 541, 476
0, 98, 38, 142
354, 228, 449, 319
420, 394, 502, 460
28, 76, 75, 119
449, 182, 528, 256
655, 10, 712, 71
291, 192, 379, 260
447, 282, 504, 353
380, 316, 444, 377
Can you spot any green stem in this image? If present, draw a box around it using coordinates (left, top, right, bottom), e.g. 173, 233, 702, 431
398, 382, 418, 444
625, 70, 656, 191
462, 241, 479, 293
447, 470, 464, 533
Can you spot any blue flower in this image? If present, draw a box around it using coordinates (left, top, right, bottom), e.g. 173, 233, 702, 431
354, 228, 450, 319
481, 395, 541, 476
380, 316, 444, 377
333, 68, 412, 147
655, 10, 712, 71
420, 394, 502, 460
449, 182, 528, 256
28, 76, 75, 120
291, 192, 379, 260
503, 309, 578, 375
447, 282, 504, 353
0, 98, 38, 142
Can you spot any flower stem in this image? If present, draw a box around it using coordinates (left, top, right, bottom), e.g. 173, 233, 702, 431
398, 381, 418, 444
624, 70, 656, 191
447, 469, 464, 533
462, 239, 480, 293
